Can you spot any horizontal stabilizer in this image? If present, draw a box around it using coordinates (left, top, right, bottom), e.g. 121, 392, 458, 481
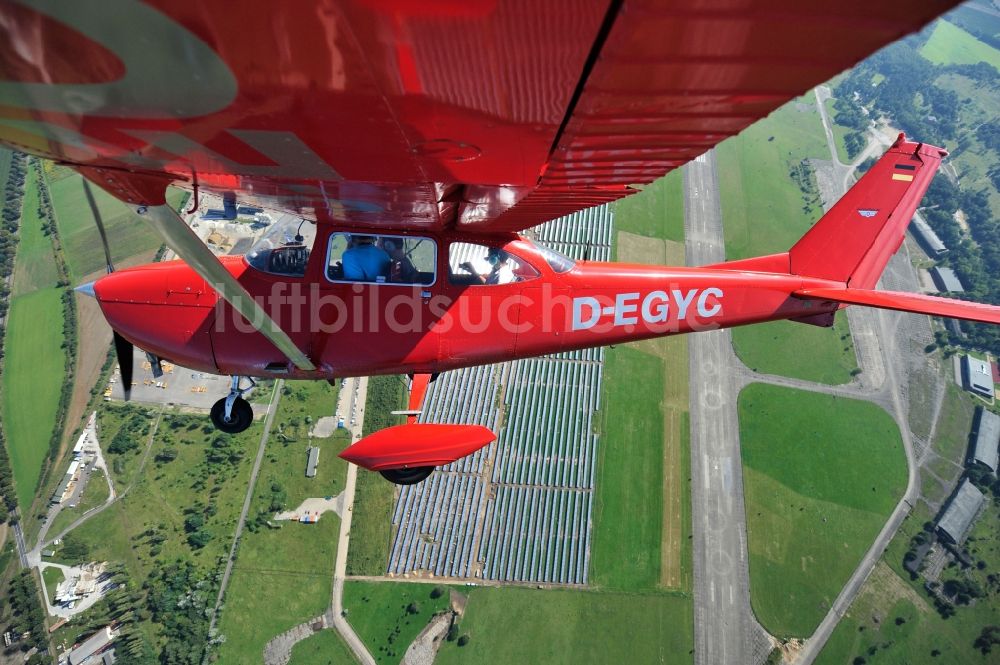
794, 288, 1000, 325
339, 423, 496, 471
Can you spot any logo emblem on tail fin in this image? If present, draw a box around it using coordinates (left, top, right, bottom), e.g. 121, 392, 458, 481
857, 209, 878, 218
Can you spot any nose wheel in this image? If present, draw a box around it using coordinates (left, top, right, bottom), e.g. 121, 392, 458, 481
210, 376, 255, 434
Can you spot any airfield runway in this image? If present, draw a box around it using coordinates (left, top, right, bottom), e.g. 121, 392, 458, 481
684, 151, 772, 665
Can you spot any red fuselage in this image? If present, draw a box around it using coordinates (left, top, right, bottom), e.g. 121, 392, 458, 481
91, 228, 842, 379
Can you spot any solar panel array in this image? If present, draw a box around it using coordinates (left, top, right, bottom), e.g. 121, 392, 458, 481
386, 205, 613, 584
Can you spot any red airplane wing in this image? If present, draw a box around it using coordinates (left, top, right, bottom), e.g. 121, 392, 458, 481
0, 0, 959, 232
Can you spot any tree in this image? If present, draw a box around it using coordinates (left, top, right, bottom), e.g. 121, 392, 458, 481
187, 529, 212, 549
430, 586, 443, 599
974, 625, 1000, 654
406, 601, 420, 615
183, 513, 204, 533
61, 534, 89, 560
458, 634, 471, 647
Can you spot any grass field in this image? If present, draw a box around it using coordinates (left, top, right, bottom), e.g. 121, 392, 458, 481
823, 96, 853, 165
346, 375, 407, 576
343, 581, 453, 664
919, 20, 1000, 72
2, 287, 67, 509
739, 384, 907, 638
613, 169, 685, 242
732, 314, 858, 385
216, 380, 351, 664
433, 587, 693, 665
44, 165, 178, 281
594, 191, 691, 592
11, 165, 59, 295
288, 629, 357, 665
3, 163, 70, 510
42, 565, 64, 601
590, 346, 666, 591
717, 96, 859, 383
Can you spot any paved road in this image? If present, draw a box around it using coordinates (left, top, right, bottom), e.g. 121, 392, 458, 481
685, 151, 771, 665
329, 376, 376, 665
208, 379, 284, 637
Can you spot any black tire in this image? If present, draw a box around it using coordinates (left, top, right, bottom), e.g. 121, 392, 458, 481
379, 466, 434, 485
210, 397, 253, 434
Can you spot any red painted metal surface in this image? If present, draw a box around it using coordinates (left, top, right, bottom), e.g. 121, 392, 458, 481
83, 135, 1000, 385
793, 289, 1000, 326
339, 423, 497, 471
0, 0, 959, 233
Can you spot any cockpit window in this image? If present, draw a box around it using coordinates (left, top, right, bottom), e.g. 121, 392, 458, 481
245, 217, 316, 277
448, 242, 540, 285
326, 233, 436, 286
529, 240, 576, 273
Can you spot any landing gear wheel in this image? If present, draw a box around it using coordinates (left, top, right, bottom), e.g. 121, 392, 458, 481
210, 397, 253, 434
379, 466, 434, 486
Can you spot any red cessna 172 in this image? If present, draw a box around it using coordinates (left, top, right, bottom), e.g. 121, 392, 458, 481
1, 0, 996, 484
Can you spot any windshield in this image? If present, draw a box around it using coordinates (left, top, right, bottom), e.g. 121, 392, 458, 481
528, 239, 576, 273
245, 217, 317, 277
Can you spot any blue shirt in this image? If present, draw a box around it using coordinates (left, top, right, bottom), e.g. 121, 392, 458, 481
342, 244, 390, 281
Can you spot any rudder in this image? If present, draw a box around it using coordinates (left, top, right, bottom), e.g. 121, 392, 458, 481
788, 133, 946, 288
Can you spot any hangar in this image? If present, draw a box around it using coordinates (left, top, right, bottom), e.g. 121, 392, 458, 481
937, 478, 985, 545
971, 407, 1000, 473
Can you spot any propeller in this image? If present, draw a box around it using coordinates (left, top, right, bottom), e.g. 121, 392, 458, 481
80, 179, 136, 400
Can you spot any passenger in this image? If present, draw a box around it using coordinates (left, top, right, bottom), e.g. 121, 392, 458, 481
460, 247, 517, 285
342, 234, 390, 281
384, 238, 419, 283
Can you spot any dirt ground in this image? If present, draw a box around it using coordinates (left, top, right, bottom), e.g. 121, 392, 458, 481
62, 249, 158, 453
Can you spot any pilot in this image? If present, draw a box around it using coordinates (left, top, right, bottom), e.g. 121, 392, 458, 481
461, 247, 517, 285
384, 238, 419, 283
342, 234, 390, 281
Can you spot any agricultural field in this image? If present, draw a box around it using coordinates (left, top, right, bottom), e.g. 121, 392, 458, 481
919, 20, 1000, 72
2, 288, 66, 509
216, 380, 350, 664
3, 163, 72, 510
716, 96, 860, 383
613, 169, 685, 243
346, 375, 406, 576
739, 383, 907, 638
44, 164, 184, 281
288, 629, 357, 665
343, 581, 454, 664
434, 586, 693, 665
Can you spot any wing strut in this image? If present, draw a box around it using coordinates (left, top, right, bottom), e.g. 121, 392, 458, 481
137, 203, 316, 371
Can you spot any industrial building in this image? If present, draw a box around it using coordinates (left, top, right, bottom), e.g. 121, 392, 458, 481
930, 266, 964, 293
68, 625, 114, 665
909, 214, 947, 257
937, 478, 985, 545
971, 407, 1000, 473
305, 446, 319, 478
962, 355, 995, 398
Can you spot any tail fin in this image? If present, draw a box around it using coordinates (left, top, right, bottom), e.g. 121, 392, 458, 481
789, 133, 946, 288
